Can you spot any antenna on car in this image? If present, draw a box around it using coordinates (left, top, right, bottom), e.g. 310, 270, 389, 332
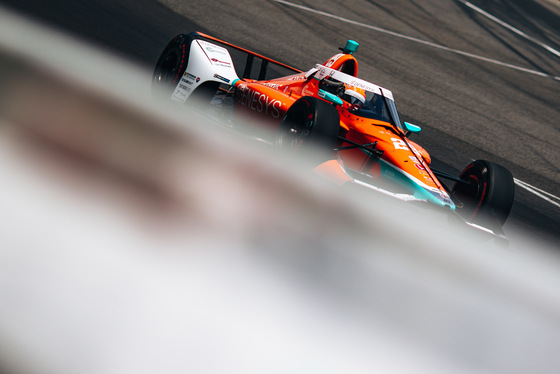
339, 40, 359, 54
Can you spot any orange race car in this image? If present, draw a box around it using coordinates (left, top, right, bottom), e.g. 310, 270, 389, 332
152, 31, 515, 239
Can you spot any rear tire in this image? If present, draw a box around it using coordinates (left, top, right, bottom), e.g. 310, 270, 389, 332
452, 160, 514, 228
152, 34, 191, 98
275, 97, 340, 163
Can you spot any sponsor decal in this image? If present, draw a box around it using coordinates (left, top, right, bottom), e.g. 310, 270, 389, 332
196, 77, 201, 83
414, 163, 426, 171
210, 58, 232, 68
180, 77, 194, 85
199, 40, 228, 55
213, 74, 230, 83
287, 75, 306, 81
324, 53, 343, 68
205, 46, 227, 55
197, 40, 233, 67
262, 82, 283, 90
236, 86, 282, 118
301, 86, 315, 96
178, 83, 192, 92
172, 84, 189, 102
349, 80, 379, 93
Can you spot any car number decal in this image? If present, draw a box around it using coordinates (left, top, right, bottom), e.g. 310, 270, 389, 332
391, 138, 408, 150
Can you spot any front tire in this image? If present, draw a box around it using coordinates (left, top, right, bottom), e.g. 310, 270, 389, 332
452, 160, 515, 228
275, 97, 340, 163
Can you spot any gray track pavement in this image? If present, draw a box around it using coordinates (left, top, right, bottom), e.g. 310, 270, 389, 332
1, 0, 559, 243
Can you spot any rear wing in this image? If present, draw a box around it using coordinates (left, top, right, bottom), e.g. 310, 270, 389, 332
192, 31, 302, 80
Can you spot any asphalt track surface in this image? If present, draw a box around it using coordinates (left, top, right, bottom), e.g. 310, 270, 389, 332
2, 0, 559, 244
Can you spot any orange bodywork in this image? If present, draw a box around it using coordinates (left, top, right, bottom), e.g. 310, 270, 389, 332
225, 47, 453, 209
232, 53, 357, 126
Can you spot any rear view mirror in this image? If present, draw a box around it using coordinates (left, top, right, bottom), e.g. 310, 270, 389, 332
318, 89, 343, 106
404, 122, 421, 136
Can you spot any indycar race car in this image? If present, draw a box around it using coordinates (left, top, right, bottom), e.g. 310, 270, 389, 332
152, 31, 515, 238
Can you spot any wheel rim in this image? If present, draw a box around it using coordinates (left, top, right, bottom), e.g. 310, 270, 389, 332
155, 49, 180, 84
279, 106, 314, 153
454, 172, 486, 220
286, 120, 312, 151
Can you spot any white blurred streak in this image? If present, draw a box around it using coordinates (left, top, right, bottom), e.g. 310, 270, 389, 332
0, 6, 560, 374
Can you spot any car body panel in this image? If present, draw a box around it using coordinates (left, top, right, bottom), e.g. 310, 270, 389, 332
175, 32, 457, 211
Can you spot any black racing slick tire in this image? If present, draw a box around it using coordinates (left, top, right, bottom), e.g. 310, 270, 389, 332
152, 33, 191, 98
275, 96, 340, 163
452, 160, 515, 228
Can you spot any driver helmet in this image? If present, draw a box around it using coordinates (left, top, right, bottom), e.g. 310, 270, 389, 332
342, 85, 366, 106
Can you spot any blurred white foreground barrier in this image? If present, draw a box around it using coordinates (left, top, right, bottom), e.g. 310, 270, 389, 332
1, 7, 560, 374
